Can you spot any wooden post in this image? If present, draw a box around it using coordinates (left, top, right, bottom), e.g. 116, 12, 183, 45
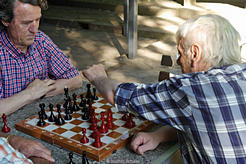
184, 0, 196, 6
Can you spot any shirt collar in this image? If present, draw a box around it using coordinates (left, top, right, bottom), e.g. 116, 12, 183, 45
0, 30, 34, 58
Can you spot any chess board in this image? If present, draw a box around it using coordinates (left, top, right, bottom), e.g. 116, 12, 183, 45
15, 93, 153, 162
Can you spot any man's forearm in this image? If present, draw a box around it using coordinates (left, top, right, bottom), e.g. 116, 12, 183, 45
153, 126, 178, 143
0, 90, 33, 115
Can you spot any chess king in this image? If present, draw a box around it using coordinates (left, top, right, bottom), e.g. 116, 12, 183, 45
0, 0, 82, 115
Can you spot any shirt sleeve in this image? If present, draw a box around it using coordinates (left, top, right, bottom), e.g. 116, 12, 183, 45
114, 77, 192, 131
0, 137, 33, 164
0, 68, 3, 99
41, 31, 79, 79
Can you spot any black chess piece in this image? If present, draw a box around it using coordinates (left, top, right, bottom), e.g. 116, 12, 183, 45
92, 88, 98, 100
67, 96, 73, 114
79, 94, 86, 108
82, 110, 89, 120
37, 111, 46, 126
82, 151, 89, 164
68, 152, 75, 164
72, 93, 80, 111
39, 103, 47, 119
55, 104, 65, 125
86, 84, 92, 99
48, 104, 56, 122
64, 106, 72, 120
64, 87, 69, 100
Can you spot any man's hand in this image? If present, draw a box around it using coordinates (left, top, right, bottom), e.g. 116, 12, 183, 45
131, 126, 178, 155
8, 135, 55, 162
82, 64, 119, 105
130, 132, 162, 155
82, 64, 108, 85
26, 79, 56, 100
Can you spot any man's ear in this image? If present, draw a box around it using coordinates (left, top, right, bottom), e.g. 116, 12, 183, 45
190, 43, 202, 63
1, 20, 10, 27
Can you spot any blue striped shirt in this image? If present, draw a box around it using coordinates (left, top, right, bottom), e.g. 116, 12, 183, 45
115, 63, 246, 164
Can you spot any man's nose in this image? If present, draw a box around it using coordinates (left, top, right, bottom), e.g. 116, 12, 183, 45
29, 21, 39, 33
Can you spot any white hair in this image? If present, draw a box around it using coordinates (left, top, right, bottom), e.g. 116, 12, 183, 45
176, 14, 241, 67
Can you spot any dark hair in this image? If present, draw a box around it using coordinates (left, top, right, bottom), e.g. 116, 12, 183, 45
0, 0, 48, 30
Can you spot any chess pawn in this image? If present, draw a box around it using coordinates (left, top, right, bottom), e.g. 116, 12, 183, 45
124, 113, 135, 128
56, 104, 65, 125
72, 93, 80, 111
48, 104, 56, 122
39, 103, 47, 120
86, 84, 92, 99
99, 112, 108, 134
82, 151, 89, 164
92, 88, 98, 100
37, 111, 46, 127
122, 113, 128, 121
64, 107, 72, 120
80, 128, 89, 144
106, 115, 114, 129
79, 94, 86, 108
68, 152, 75, 164
2, 113, 10, 133
93, 134, 102, 148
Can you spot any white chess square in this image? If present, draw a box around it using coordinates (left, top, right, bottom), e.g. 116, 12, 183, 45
61, 123, 76, 130
101, 135, 115, 144
43, 125, 58, 131
113, 120, 125, 126
114, 127, 128, 134
60, 131, 76, 138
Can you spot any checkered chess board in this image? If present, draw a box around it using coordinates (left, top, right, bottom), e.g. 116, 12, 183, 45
15, 94, 153, 161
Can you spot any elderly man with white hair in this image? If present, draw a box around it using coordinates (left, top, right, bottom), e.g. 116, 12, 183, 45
83, 14, 245, 163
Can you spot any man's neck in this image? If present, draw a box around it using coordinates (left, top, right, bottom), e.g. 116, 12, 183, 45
5, 30, 28, 54
16, 45, 28, 54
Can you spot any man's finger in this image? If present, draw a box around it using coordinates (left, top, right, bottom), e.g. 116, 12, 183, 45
32, 149, 55, 162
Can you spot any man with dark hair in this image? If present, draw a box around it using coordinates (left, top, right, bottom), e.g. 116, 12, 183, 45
0, 0, 82, 115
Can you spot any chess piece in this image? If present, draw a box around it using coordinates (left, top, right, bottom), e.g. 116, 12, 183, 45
80, 128, 89, 144
64, 87, 69, 101
124, 113, 135, 128
89, 110, 97, 123
99, 112, 108, 134
68, 152, 75, 164
37, 111, 46, 127
86, 84, 92, 99
56, 104, 65, 125
82, 110, 89, 121
122, 113, 128, 121
39, 103, 47, 119
67, 96, 73, 114
91, 128, 100, 139
79, 94, 86, 108
93, 134, 102, 148
64, 107, 72, 120
92, 88, 98, 100
72, 93, 80, 111
89, 117, 97, 131
107, 108, 112, 121
2, 113, 10, 133
82, 151, 89, 164
48, 104, 56, 122
106, 113, 114, 129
